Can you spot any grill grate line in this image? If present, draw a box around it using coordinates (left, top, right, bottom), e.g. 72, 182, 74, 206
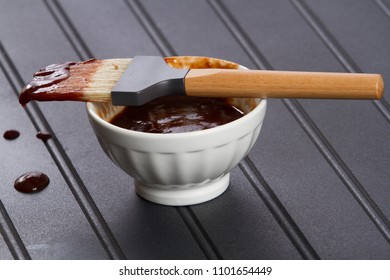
290, 0, 390, 124
208, 0, 390, 245
0, 199, 31, 260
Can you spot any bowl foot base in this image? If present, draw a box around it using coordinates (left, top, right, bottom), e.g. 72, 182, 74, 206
134, 174, 230, 206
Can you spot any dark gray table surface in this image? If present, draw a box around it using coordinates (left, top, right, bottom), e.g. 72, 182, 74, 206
0, 0, 389, 260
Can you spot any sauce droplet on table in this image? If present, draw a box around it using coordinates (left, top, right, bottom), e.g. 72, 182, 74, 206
14, 172, 50, 193
3, 129, 20, 140
36, 131, 53, 142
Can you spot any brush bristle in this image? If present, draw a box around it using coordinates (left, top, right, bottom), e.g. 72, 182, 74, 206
19, 58, 131, 105
82, 59, 131, 102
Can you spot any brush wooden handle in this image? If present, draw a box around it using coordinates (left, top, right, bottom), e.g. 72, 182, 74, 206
185, 69, 384, 99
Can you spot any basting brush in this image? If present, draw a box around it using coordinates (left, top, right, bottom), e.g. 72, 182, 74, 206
19, 56, 384, 106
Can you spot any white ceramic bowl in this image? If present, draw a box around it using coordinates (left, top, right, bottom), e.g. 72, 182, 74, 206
86, 56, 267, 206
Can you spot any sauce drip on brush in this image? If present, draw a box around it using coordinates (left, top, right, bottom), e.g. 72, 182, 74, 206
19, 59, 100, 106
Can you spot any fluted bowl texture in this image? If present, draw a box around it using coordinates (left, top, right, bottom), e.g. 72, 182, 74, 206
86, 56, 267, 205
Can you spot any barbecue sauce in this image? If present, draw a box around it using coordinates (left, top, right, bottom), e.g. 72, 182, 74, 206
3, 129, 20, 140
19, 59, 99, 106
36, 131, 53, 142
110, 96, 244, 133
14, 172, 50, 193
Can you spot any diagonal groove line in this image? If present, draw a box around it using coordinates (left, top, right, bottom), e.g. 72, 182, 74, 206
0, 15, 125, 261
285, 100, 390, 242
123, 0, 175, 57
239, 158, 319, 259
124, 0, 222, 259
375, 0, 390, 19
208, 0, 319, 259
43, 0, 93, 59
0, 199, 31, 260
175, 207, 222, 259
290, 0, 390, 124
208, 0, 390, 245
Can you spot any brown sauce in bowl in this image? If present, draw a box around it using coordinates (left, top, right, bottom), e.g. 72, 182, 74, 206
109, 96, 244, 133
